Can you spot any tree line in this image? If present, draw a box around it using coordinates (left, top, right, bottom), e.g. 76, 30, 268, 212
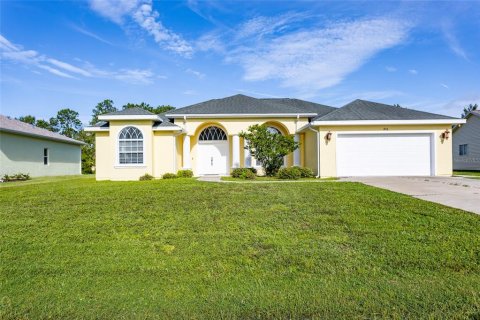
17, 100, 175, 174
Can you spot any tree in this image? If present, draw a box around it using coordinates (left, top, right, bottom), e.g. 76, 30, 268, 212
240, 124, 299, 176
54, 108, 82, 138
90, 99, 117, 125
17, 115, 36, 125
77, 130, 95, 174
122, 102, 175, 114
36, 118, 59, 132
461, 103, 478, 118
393, 104, 402, 108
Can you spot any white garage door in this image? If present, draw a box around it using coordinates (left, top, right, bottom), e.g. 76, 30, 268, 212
336, 133, 433, 176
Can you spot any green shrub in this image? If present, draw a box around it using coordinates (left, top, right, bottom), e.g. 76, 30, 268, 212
239, 170, 256, 180
293, 166, 315, 178
2, 173, 31, 182
277, 167, 302, 180
162, 173, 177, 179
231, 167, 257, 178
177, 169, 193, 178
139, 174, 154, 181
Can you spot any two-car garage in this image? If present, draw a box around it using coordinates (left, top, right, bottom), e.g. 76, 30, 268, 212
336, 133, 434, 177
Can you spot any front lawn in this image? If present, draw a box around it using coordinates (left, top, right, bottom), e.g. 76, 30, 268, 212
1, 177, 479, 319
454, 170, 480, 178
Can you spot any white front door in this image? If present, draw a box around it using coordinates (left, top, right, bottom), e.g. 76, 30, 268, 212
336, 133, 433, 176
197, 141, 229, 175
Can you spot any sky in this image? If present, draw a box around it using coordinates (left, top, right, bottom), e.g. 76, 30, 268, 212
1, 0, 480, 124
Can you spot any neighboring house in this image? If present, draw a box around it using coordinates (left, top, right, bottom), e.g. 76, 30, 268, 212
85, 94, 464, 180
453, 110, 480, 170
0, 115, 84, 177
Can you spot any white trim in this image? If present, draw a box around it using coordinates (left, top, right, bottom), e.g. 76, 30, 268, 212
152, 126, 182, 131
98, 115, 159, 120
311, 119, 465, 126
165, 113, 316, 118
335, 131, 436, 176
84, 127, 109, 132
116, 125, 145, 167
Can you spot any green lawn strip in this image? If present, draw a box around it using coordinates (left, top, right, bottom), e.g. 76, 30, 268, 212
453, 170, 480, 178
1, 177, 479, 318
0, 175, 91, 188
221, 176, 338, 182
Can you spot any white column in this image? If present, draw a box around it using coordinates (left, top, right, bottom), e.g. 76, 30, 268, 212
293, 134, 300, 166
232, 134, 240, 168
182, 134, 191, 169
244, 139, 252, 167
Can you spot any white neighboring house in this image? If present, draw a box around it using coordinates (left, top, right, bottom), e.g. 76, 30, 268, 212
453, 110, 480, 171
0, 115, 84, 177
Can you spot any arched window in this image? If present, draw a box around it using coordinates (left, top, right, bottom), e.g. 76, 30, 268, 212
267, 126, 282, 135
119, 126, 143, 164
199, 126, 227, 141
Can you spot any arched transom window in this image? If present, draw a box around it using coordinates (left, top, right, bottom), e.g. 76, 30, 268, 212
199, 126, 227, 141
119, 126, 144, 164
267, 126, 282, 135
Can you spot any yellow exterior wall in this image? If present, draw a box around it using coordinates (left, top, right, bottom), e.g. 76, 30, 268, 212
153, 132, 177, 177
304, 129, 318, 175
314, 124, 453, 178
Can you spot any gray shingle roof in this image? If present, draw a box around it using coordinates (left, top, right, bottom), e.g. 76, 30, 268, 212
102, 107, 155, 116
0, 115, 84, 145
153, 115, 182, 129
167, 94, 333, 115
314, 99, 458, 121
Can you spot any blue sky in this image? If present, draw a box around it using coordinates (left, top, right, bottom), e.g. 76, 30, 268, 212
1, 1, 479, 124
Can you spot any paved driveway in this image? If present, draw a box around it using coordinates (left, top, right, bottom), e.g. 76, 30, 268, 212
343, 176, 480, 214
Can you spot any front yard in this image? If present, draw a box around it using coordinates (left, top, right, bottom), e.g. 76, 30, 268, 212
1, 177, 479, 319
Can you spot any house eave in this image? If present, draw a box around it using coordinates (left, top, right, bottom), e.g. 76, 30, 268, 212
310, 119, 466, 126
98, 115, 159, 121
165, 113, 317, 118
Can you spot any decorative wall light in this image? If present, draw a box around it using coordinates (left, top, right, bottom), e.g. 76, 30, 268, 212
441, 129, 450, 140
325, 131, 332, 141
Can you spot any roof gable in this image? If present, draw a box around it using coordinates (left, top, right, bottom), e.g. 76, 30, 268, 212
0, 115, 84, 145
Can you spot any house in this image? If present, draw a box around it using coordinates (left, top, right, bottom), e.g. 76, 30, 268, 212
0, 115, 84, 177
453, 110, 480, 170
85, 94, 464, 180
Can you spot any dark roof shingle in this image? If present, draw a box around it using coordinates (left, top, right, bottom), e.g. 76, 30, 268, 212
314, 99, 458, 121
102, 107, 155, 116
167, 94, 333, 115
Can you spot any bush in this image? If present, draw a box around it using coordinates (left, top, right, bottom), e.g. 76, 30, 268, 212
162, 173, 177, 179
1, 173, 31, 182
231, 167, 257, 178
239, 170, 256, 180
277, 167, 302, 180
177, 169, 193, 178
139, 174, 154, 181
293, 166, 315, 178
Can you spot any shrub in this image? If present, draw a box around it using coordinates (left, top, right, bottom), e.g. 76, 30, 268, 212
231, 167, 257, 178
1, 173, 31, 182
239, 170, 256, 180
177, 169, 193, 178
162, 173, 177, 179
293, 166, 315, 178
277, 167, 301, 180
139, 173, 154, 181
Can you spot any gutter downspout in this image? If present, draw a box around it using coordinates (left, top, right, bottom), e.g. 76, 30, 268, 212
307, 126, 320, 178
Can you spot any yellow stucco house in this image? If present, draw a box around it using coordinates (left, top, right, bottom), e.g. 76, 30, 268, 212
85, 94, 464, 180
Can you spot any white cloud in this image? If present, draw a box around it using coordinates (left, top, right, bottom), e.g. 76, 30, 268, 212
228, 18, 411, 94
0, 34, 154, 84
235, 12, 307, 40
70, 24, 114, 45
89, 0, 193, 57
409, 69, 418, 75
441, 83, 449, 89
183, 89, 197, 95
196, 33, 224, 53
385, 66, 397, 72
442, 23, 468, 61
185, 68, 205, 79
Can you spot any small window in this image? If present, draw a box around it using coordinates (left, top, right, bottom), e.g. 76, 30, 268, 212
43, 148, 48, 165
459, 144, 468, 156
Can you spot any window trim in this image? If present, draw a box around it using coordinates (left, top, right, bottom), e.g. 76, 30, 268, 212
459, 144, 468, 156
116, 126, 145, 167
43, 148, 49, 165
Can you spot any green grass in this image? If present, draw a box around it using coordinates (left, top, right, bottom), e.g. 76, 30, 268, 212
1, 177, 479, 319
221, 176, 338, 182
454, 170, 480, 178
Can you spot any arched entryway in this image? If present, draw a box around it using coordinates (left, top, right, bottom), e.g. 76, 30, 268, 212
197, 126, 229, 175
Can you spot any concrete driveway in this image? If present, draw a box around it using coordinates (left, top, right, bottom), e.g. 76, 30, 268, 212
343, 176, 480, 214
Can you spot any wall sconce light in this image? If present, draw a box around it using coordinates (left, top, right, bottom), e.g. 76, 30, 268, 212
325, 131, 332, 141
441, 129, 450, 140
